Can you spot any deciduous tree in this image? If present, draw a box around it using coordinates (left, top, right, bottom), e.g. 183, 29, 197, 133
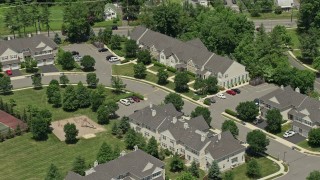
146, 137, 159, 158
125, 39, 138, 58
134, 63, 147, 79
76, 82, 91, 108
64, 123, 79, 144
164, 93, 184, 111
111, 76, 126, 93
170, 153, 184, 172
246, 159, 261, 178
137, 49, 152, 65
221, 120, 239, 137
307, 170, 320, 180
59, 74, 69, 87
63, 86, 79, 111
174, 72, 189, 92
30, 115, 49, 141
97, 105, 109, 125
0, 75, 12, 95
157, 68, 169, 85
86, 73, 99, 88
80, 55, 96, 71
32, 74, 42, 89
236, 101, 259, 122
191, 106, 212, 126
118, 116, 130, 134
308, 128, 320, 147
246, 130, 269, 154
266, 109, 282, 133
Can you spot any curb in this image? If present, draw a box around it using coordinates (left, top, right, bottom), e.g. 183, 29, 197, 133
288, 51, 318, 72
259, 156, 289, 180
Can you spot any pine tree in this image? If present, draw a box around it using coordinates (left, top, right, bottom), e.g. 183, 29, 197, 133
45, 164, 62, 180
116, 128, 123, 139
118, 116, 130, 134
111, 122, 118, 135
96, 142, 114, 164
15, 124, 22, 136
146, 137, 159, 158
188, 161, 199, 178
112, 144, 120, 160
72, 156, 86, 176
125, 129, 137, 149
208, 161, 221, 180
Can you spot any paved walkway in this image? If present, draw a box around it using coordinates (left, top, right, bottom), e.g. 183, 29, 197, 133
288, 51, 317, 72
259, 156, 287, 180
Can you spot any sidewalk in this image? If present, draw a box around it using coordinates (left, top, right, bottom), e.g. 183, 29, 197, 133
10, 71, 86, 80
259, 156, 287, 180
222, 112, 320, 156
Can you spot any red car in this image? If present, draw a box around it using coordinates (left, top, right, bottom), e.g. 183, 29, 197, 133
132, 96, 140, 102
226, 89, 236, 95
6, 70, 12, 76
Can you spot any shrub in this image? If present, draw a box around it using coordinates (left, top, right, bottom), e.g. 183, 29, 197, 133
274, 6, 282, 15
192, 96, 200, 101
187, 71, 196, 77
203, 98, 211, 105
166, 66, 177, 73
225, 109, 238, 116
153, 61, 166, 68
132, 92, 144, 100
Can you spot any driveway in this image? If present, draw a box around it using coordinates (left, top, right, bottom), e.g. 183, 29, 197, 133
10, 69, 22, 77
254, 120, 267, 130
38, 65, 59, 73
285, 134, 306, 144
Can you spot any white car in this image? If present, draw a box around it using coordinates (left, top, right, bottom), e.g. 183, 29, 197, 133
73, 55, 82, 62
216, 93, 226, 99
109, 56, 119, 62
283, 130, 295, 138
119, 99, 130, 106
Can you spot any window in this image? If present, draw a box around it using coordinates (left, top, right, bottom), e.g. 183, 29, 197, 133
162, 143, 167, 148
187, 155, 191, 160
170, 139, 174, 143
2, 56, 8, 60
10, 55, 17, 59
225, 74, 228, 78
231, 157, 238, 164
162, 135, 166, 140
169, 146, 174, 151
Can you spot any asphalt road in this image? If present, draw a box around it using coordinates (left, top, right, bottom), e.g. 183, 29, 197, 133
252, 19, 297, 32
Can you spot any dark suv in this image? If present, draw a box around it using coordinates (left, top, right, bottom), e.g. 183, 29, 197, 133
112, 25, 118, 30
232, 88, 241, 94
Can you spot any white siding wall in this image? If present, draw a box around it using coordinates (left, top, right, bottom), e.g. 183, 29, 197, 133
205, 151, 245, 172
219, 62, 249, 88
159, 52, 167, 65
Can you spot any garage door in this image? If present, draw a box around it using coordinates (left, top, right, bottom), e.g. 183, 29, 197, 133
37, 60, 44, 67
2, 65, 10, 71
46, 59, 54, 65
11, 63, 19, 70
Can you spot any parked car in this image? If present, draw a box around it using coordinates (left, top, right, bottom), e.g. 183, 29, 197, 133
254, 98, 259, 105
112, 25, 118, 30
283, 130, 296, 138
231, 88, 241, 94
73, 55, 82, 62
216, 93, 226, 99
119, 99, 130, 106
71, 51, 79, 55
226, 90, 237, 96
127, 97, 135, 103
206, 97, 216, 103
106, 55, 119, 62
241, 121, 246, 125
132, 96, 141, 102
98, 48, 108, 52
6, 70, 12, 76
253, 118, 263, 125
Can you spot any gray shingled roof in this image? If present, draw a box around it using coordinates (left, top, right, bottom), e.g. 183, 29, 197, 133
65, 150, 164, 180
205, 131, 246, 160
128, 103, 183, 131
130, 26, 237, 75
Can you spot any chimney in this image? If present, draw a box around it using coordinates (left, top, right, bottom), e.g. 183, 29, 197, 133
150, 103, 153, 109
280, 85, 284, 90
184, 122, 189, 129
172, 117, 177, 124
152, 109, 156, 117
120, 150, 126, 157
201, 134, 206, 142
134, 145, 139, 151
295, 87, 300, 93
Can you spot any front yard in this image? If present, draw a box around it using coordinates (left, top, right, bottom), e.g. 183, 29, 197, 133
276, 122, 292, 138
298, 140, 320, 152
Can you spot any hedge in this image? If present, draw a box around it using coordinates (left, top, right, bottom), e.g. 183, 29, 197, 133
187, 71, 196, 77
225, 109, 238, 117
153, 61, 166, 68
203, 98, 211, 105
166, 66, 177, 73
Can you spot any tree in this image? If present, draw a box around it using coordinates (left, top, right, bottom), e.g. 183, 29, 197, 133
265, 109, 282, 133
63, 2, 90, 42
308, 128, 320, 147
170, 153, 184, 172
90, 89, 105, 112
113, 145, 121, 159
105, 100, 119, 119
72, 156, 86, 176
221, 120, 239, 137
137, 49, 152, 65
0, 75, 12, 94
51, 91, 62, 108
208, 161, 221, 180
46, 80, 60, 104
45, 164, 62, 180
313, 57, 320, 71
15, 124, 22, 136
236, 101, 259, 122
63, 86, 79, 111
146, 137, 159, 158
54, 33, 62, 44
64, 123, 79, 144
30, 115, 49, 141
297, 0, 320, 32
80, 55, 96, 71
246, 159, 261, 178
87, 73, 99, 88
134, 63, 147, 79
41, 5, 51, 37
194, 77, 218, 95
157, 68, 169, 85
125, 39, 138, 58
307, 170, 320, 180
246, 130, 270, 154
59, 75, 69, 87
223, 171, 234, 180
110, 35, 121, 50
111, 122, 119, 135
299, 29, 320, 60
76, 82, 91, 108
164, 93, 184, 111
274, 6, 282, 14
290, 68, 316, 94
177, 172, 197, 180
96, 142, 114, 164
125, 129, 137, 149
32, 74, 42, 89
174, 72, 189, 92
59, 51, 75, 70
111, 76, 126, 93
101, 28, 112, 44
191, 106, 212, 126
118, 116, 130, 134
188, 161, 199, 178
97, 105, 109, 125
25, 57, 38, 73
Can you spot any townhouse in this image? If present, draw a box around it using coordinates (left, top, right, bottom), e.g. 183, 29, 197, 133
129, 26, 249, 88
0, 35, 58, 71
128, 103, 246, 171
66, 149, 165, 180
259, 86, 320, 137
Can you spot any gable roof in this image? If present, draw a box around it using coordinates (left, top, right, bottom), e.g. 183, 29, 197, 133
104, 3, 117, 11
65, 150, 164, 180
277, 0, 294, 8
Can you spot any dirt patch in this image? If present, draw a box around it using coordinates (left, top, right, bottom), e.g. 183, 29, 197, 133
51, 115, 105, 141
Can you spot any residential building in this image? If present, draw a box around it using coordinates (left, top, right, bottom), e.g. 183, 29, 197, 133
129, 26, 249, 88
128, 103, 246, 171
0, 35, 58, 71
259, 86, 320, 137
277, 0, 294, 10
65, 149, 165, 180
104, 3, 117, 20
187, 0, 209, 6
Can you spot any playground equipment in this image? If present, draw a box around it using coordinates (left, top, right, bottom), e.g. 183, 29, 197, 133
81, 118, 96, 129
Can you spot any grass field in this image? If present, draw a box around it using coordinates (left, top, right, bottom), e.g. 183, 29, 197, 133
222, 156, 280, 180
287, 29, 300, 49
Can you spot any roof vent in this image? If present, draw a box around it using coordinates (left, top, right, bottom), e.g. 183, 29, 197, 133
152, 109, 156, 117
172, 117, 177, 124
201, 134, 206, 142
184, 122, 189, 129
295, 87, 300, 93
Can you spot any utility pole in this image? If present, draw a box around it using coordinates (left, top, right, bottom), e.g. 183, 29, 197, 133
290, 3, 294, 23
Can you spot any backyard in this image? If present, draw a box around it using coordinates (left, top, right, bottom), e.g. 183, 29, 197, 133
164, 157, 206, 179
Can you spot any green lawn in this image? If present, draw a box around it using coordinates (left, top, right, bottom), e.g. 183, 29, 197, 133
0, 122, 126, 180
112, 63, 135, 77
298, 140, 320, 152
292, 49, 302, 59
164, 158, 206, 180
287, 29, 300, 49
245, 11, 298, 20
149, 65, 164, 72
222, 156, 280, 180
276, 122, 292, 138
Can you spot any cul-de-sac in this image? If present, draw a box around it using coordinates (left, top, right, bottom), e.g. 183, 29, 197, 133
0, 0, 320, 180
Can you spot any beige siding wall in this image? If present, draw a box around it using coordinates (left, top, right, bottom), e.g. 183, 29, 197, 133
187, 60, 197, 73
219, 62, 249, 88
